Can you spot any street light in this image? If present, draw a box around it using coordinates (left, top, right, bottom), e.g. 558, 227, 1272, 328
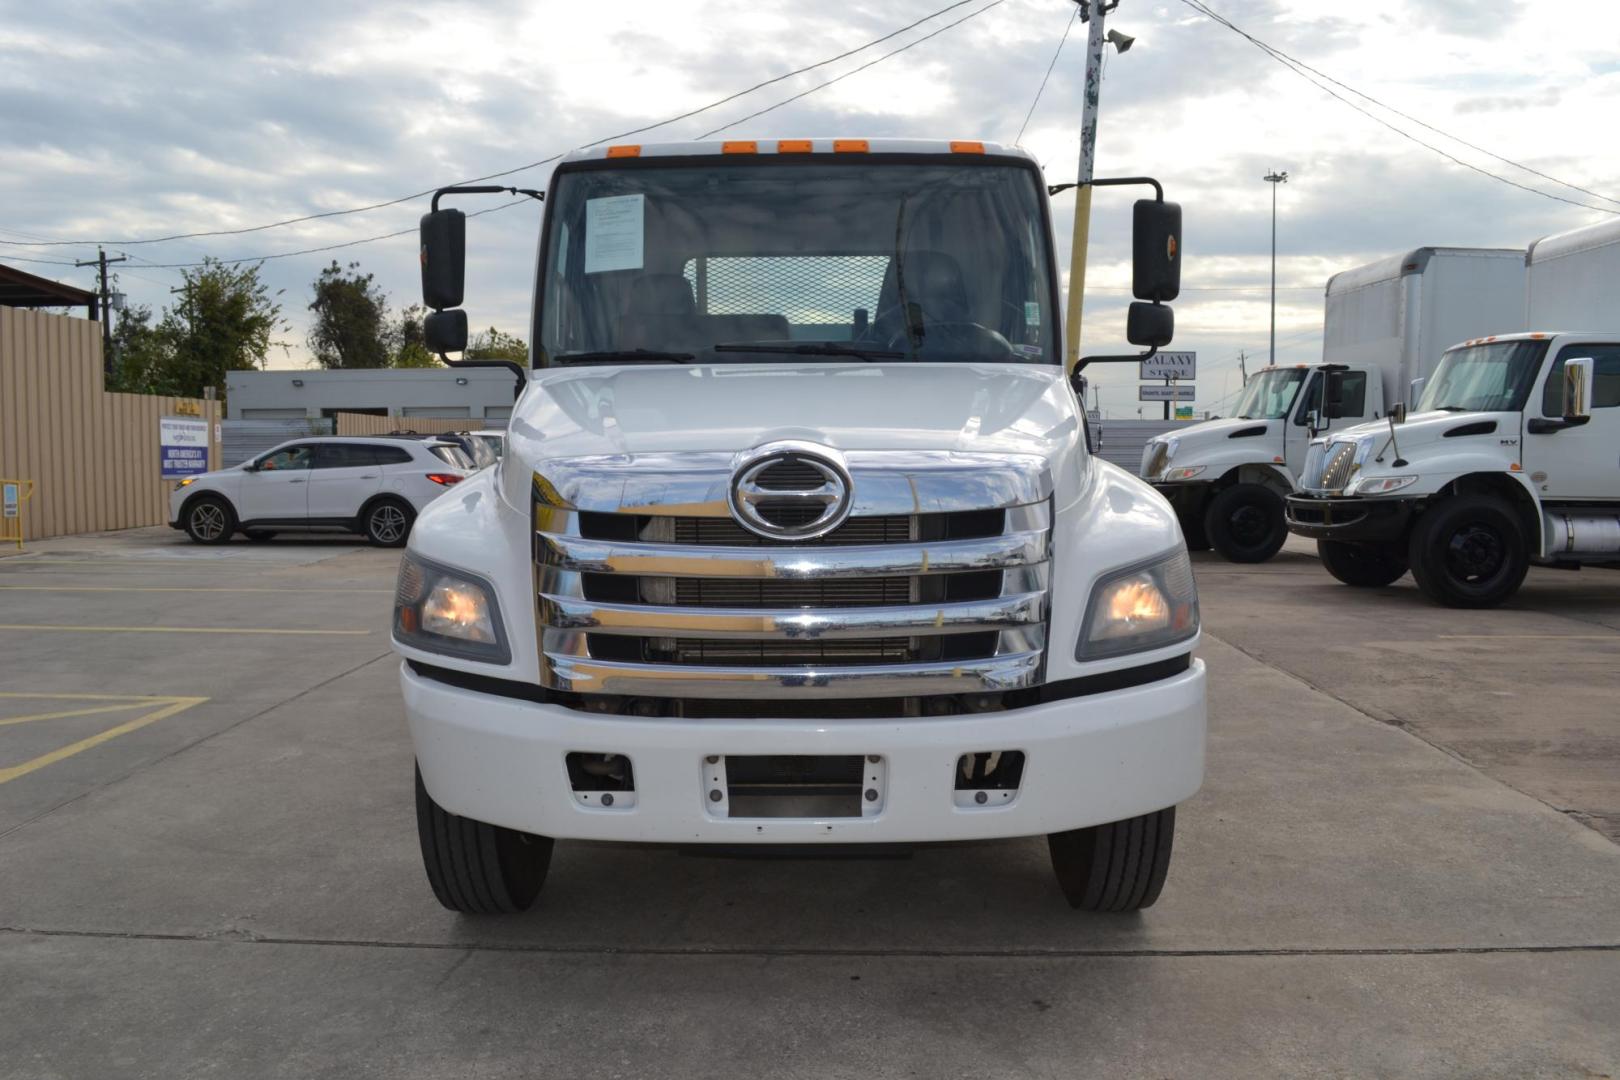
1264, 170, 1288, 367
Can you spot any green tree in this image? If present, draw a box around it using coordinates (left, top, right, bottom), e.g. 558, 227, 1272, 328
117, 260, 285, 398
108, 303, 178, 394
308, 260, 390, 369
466, 326, 528, 362
388, 303, 442, 368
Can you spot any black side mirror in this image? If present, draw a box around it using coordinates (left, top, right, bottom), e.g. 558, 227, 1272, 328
424, 309, 469, 354
420, 209, 466, 310
1126, 302, 1174, 349
1324, 370, 1345, 419
1132, 199, 1181, 302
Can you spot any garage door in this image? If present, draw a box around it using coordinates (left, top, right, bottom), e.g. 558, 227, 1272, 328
240, 408, 310, 419
402, 406, 470, 419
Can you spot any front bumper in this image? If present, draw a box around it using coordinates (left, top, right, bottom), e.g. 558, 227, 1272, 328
402, 658, 1206, 844
1150, 480, 1214, 517
1286, 493, 1417, 544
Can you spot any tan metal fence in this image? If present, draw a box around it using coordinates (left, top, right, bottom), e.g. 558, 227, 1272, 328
0, 307, 218, 542
333, 413, 475, 437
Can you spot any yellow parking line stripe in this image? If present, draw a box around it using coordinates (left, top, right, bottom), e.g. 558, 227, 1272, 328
0, 697, 208, 786
0, 702, 156, 727
1438, 634, 1618, 640
0, 585, 392, 594
0, 692, 180, 701
0, 624, 371, 636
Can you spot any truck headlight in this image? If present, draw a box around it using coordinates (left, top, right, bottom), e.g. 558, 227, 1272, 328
1077, 548, 1199, 660
393, 552, 511, 664
1348, 475, 1417, 496
1163, 465, 1205, 481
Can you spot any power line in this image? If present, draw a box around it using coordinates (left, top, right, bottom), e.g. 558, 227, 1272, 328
697, 0, 1005, 138
1013, 4, 1080, 145
0, 0, 991, 251
1177, 0, 1620, 216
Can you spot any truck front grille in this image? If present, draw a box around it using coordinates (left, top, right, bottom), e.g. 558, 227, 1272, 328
1318, 443, 1357, 491
536, 500, 1051, 700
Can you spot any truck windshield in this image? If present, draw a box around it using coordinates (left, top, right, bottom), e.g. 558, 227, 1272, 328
1232, 368, 1307, 419
536, 159, 1057, 367
1418, 340, 1549, 413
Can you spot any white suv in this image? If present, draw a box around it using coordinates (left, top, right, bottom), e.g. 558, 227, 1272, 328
170, 436, 473, 547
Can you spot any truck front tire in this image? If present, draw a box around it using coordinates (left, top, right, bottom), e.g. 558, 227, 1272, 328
415, 765, 553, 914
1317, 539, 1408, 587
1047, 807, 1175, 912
1408, 494, 1529, 608
1204, 484, 1287, 563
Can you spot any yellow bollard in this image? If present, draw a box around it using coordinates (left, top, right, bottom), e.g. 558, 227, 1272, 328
1, 479, 34, 551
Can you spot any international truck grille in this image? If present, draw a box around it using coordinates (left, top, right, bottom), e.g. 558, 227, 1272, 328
536, 493, 1052, 700
1143, 442, 1170, 479
1318, 443, 1357, 491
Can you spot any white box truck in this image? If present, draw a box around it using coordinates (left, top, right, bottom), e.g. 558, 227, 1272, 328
390, 139, 1207, 914
1141, 246, 1525, 562
1287, 218, 1620, 607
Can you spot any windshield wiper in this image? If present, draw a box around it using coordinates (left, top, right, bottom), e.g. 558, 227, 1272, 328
712, 342, 905, 360
552, 349, 696, 365
1435, 405, 1468, 412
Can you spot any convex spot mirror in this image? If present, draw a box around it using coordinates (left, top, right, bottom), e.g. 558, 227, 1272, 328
1563, 356, 1595, 421
1132, 199, 1181, 302
1126, 302, 1174, 349
420, 209, 466, 311
424, 309, 469, 354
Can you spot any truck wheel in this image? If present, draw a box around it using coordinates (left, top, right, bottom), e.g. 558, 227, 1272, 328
182, 496, 235, 545
1317, 539, 1408, 587
1047, 807, 1175, 912
1203, 484, 1286, 563
1176, 509, 1211, 552
415, 765, 553, 914
1408, 495, 1529, 608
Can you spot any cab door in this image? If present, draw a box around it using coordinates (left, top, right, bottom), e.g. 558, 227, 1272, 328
1524, 342, 1620, 500
1283, 371, 1323, 477
237, 443, 313, 522
309, 443, 382, 519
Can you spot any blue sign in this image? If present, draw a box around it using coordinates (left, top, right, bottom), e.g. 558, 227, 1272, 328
160, 417, 210, 479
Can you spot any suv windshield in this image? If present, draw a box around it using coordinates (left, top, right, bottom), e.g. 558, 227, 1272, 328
1419, 340, 1549, 413
1232, 368, 1307, 419
537, 159, 1056, 367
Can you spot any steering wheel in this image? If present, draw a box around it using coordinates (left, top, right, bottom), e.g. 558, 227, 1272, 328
877, 318, 1016, 361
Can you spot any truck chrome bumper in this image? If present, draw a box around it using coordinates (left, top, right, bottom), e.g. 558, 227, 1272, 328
402, 658, 1206, 844
1286, 494, 1416, 543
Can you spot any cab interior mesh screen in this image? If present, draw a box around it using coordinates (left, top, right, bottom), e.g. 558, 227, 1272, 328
683, 255, 890, 332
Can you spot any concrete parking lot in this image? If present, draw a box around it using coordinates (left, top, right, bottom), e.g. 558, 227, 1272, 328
1, 527, 1617, 1078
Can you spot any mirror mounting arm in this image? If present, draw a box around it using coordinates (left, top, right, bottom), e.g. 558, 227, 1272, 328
1048, 176, 1164, 201
1075, 345, 1158, 380
430, 185, 544, 212
435, 356, 527, 401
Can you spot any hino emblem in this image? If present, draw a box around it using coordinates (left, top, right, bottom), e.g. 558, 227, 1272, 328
729, 445, 853, 540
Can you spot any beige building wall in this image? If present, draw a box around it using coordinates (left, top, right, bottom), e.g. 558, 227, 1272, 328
0, 307, 219, 542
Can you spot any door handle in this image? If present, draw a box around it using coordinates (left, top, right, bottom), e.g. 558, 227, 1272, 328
358, 474, 378, 479
289, 478, 306, 484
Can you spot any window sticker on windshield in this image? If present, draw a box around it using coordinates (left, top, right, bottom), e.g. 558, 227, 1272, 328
1025, 301, 1041, 326
584, 194, 644, 273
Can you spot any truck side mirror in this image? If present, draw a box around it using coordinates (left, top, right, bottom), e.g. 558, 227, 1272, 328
1126, 302, 1174, 349
1305, 408, 1325, 435
1132, 200, 1181, 302
1563, 357, 1595, 421
420, 209, 466, 310
424, 309, 469, 354
1408, 377, 1425, 409
1324, 370, 1345, 419
1391, 402, 1408, 425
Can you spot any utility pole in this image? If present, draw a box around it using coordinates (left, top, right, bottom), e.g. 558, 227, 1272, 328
1264, 171, 1288, 367
76, 247, 127, 384
1063, 0, 1114, 373
1238, 349, 1247, 381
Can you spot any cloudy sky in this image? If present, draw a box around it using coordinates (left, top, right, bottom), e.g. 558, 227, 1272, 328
4, 0, 1618, 416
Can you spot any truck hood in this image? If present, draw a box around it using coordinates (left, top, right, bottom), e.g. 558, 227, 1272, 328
1327, 410, 1517, 452
1147, 417, 1281, 477
506, 362, 1079, 459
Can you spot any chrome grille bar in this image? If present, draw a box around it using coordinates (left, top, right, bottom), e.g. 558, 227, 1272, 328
542, 592, 1046, 639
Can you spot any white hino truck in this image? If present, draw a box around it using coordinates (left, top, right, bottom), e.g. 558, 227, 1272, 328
1141, 247, 1525, 562
1287, 216, 1620, 607
388, 139, 1206, 914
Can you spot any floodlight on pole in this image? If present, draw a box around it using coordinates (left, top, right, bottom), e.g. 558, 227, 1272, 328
1264, 170, 1288, 367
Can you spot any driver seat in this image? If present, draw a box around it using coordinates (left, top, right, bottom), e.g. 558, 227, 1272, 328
873, 251, 972, 340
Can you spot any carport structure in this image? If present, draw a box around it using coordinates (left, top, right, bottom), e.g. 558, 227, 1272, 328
0, 263, 98, 316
